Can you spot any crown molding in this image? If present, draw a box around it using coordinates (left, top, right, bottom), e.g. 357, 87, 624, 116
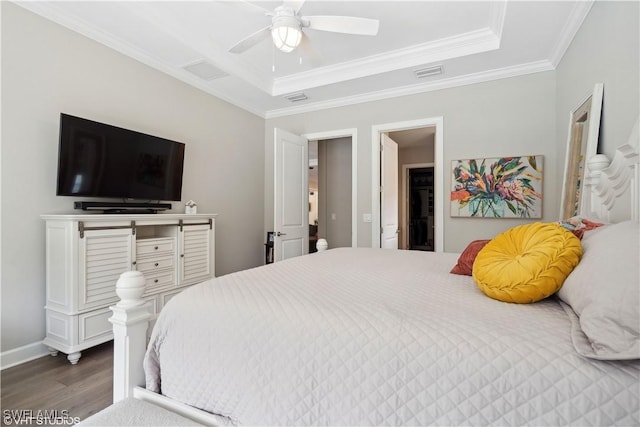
490, 0, 508, 40
265, 59, 554, 119
548, 0, 594, 67
271, 27, 501, 96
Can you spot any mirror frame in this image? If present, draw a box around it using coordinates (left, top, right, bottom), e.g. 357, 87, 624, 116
559, 83, 604, 220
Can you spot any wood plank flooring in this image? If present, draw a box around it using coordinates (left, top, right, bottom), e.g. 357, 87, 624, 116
1, 342, 113, 426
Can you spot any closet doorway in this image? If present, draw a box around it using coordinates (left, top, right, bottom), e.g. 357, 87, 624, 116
372, 117, 444, 252
305, 130, 357, 252
406, 166, 434, 251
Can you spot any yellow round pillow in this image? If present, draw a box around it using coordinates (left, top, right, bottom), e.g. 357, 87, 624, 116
472, 222, 582, 303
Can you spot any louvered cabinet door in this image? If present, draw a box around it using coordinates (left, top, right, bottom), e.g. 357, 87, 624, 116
78, 228, 134, 311
178, 224, 212, 286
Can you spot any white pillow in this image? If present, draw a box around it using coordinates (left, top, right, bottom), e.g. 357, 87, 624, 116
558, 220, 640, 360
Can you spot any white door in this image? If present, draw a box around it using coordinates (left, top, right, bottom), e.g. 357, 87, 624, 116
274, 128, 309, 261
381, 134, 399, 249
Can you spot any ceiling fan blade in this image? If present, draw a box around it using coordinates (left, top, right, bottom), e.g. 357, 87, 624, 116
303, 15, 379, 35
283, 0, 306, 13
227, 0, 273, 16
228, 26, 272, 54
298, 32, 322, 66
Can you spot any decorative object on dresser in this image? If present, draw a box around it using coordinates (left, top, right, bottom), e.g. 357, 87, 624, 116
184, 200, 197, 214
41, 213, 216, 364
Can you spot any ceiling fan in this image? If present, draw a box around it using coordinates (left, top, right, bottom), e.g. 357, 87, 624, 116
228, 0, 380, 54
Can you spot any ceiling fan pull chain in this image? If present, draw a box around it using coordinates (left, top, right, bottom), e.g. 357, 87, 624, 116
272, 44, 276, 73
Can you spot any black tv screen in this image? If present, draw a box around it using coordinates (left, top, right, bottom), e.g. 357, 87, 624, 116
56, 114, 185, 201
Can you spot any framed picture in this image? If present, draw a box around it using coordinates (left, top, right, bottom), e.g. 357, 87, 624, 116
451, 155, 544, 218
559, 83, 603, 220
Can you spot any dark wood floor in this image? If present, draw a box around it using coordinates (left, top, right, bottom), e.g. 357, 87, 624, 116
1, 342, 113, 426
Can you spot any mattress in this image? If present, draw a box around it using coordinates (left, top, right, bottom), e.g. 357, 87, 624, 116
144, 248, 640, 426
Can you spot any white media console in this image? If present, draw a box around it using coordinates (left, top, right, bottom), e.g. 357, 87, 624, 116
41, 213, 217, 364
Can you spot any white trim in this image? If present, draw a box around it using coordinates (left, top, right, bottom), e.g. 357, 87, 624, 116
1, 341, 50, 370
302, 128, 358, 248
401, 163, 434, 250
272, 27, 500, 96
372, 117, 444, 252
266, 60, 553, 119
490, 1, 508, 40
548, 0, 594, 67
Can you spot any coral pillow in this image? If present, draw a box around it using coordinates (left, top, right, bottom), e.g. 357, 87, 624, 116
450, 240, 491, 275
472, 223, 582, 303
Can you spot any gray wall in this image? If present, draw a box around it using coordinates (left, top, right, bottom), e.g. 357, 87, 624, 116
266, 71, 558, 252
1, 3, 265, 354
556, 1, 639, 162
318, 137, 352, 248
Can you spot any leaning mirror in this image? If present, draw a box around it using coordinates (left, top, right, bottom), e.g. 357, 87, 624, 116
560, 83, 604, 220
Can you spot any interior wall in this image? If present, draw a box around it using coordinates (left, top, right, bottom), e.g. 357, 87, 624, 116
317, 137, 352, 248
556, 1, 639, 174
265, 71, 557, 252
1, 3, 265, 354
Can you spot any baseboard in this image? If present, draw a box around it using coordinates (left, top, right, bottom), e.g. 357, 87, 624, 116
1, 341, 50, 370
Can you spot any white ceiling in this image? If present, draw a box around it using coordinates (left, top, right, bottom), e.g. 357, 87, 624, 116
16, 0, 593, 118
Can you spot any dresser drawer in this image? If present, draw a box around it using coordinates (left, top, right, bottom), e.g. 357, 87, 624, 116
137, 238, 175, 257
143, 269, 176, 294
137, 256, 175, 274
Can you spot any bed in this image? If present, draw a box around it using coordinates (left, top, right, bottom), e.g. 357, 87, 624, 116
109, 121, 640, 426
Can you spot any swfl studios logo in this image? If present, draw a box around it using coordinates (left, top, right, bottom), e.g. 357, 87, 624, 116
3, 410, 80, 425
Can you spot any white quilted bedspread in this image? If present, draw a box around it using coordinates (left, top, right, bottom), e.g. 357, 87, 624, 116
145, 248, 640, 426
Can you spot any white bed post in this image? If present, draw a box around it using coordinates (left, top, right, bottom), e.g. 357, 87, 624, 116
109, 271, 152, 403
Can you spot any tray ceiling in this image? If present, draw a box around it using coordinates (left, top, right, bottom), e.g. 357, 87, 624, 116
16, 1, 593, 118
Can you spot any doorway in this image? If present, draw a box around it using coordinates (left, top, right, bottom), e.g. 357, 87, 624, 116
274, 128, 357, 262
308, 137, 353, 252
371, 117, 444, 252
407, 167, 434, 251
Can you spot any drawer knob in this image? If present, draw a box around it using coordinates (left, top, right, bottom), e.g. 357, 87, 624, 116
154, 279, 159, 283
155, 263, 159, 267
154, 246, 159, 250
132, 261, 137, 265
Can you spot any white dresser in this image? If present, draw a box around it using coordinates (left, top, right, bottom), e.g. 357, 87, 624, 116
41, 213, 217, 364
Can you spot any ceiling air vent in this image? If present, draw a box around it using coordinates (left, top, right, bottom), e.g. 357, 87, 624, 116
414, 65, 443, 79
182, 60, 228, 81
284, 93, 308, 103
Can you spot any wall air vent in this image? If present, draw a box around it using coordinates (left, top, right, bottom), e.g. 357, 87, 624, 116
414, 65, 443, 79
182, 60, 228, 81
284, 93, 308, 103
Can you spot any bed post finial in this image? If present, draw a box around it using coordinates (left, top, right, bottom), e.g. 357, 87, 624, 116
109, 271, 152, 403
316, 238, 328, 251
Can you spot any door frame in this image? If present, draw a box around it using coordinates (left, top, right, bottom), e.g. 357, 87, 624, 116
302, 128, 358, 247
371, 117, 444, 251
401, 162, 434, 249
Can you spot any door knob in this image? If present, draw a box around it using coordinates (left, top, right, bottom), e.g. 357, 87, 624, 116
276, 231, 287, 236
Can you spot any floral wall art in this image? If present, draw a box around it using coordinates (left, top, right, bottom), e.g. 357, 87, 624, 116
451, 155, 543, 218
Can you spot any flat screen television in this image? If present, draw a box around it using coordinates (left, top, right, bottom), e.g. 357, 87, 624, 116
56, 113, 185, 202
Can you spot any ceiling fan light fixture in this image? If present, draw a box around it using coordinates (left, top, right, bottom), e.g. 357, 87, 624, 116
271, 20, 302, 53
